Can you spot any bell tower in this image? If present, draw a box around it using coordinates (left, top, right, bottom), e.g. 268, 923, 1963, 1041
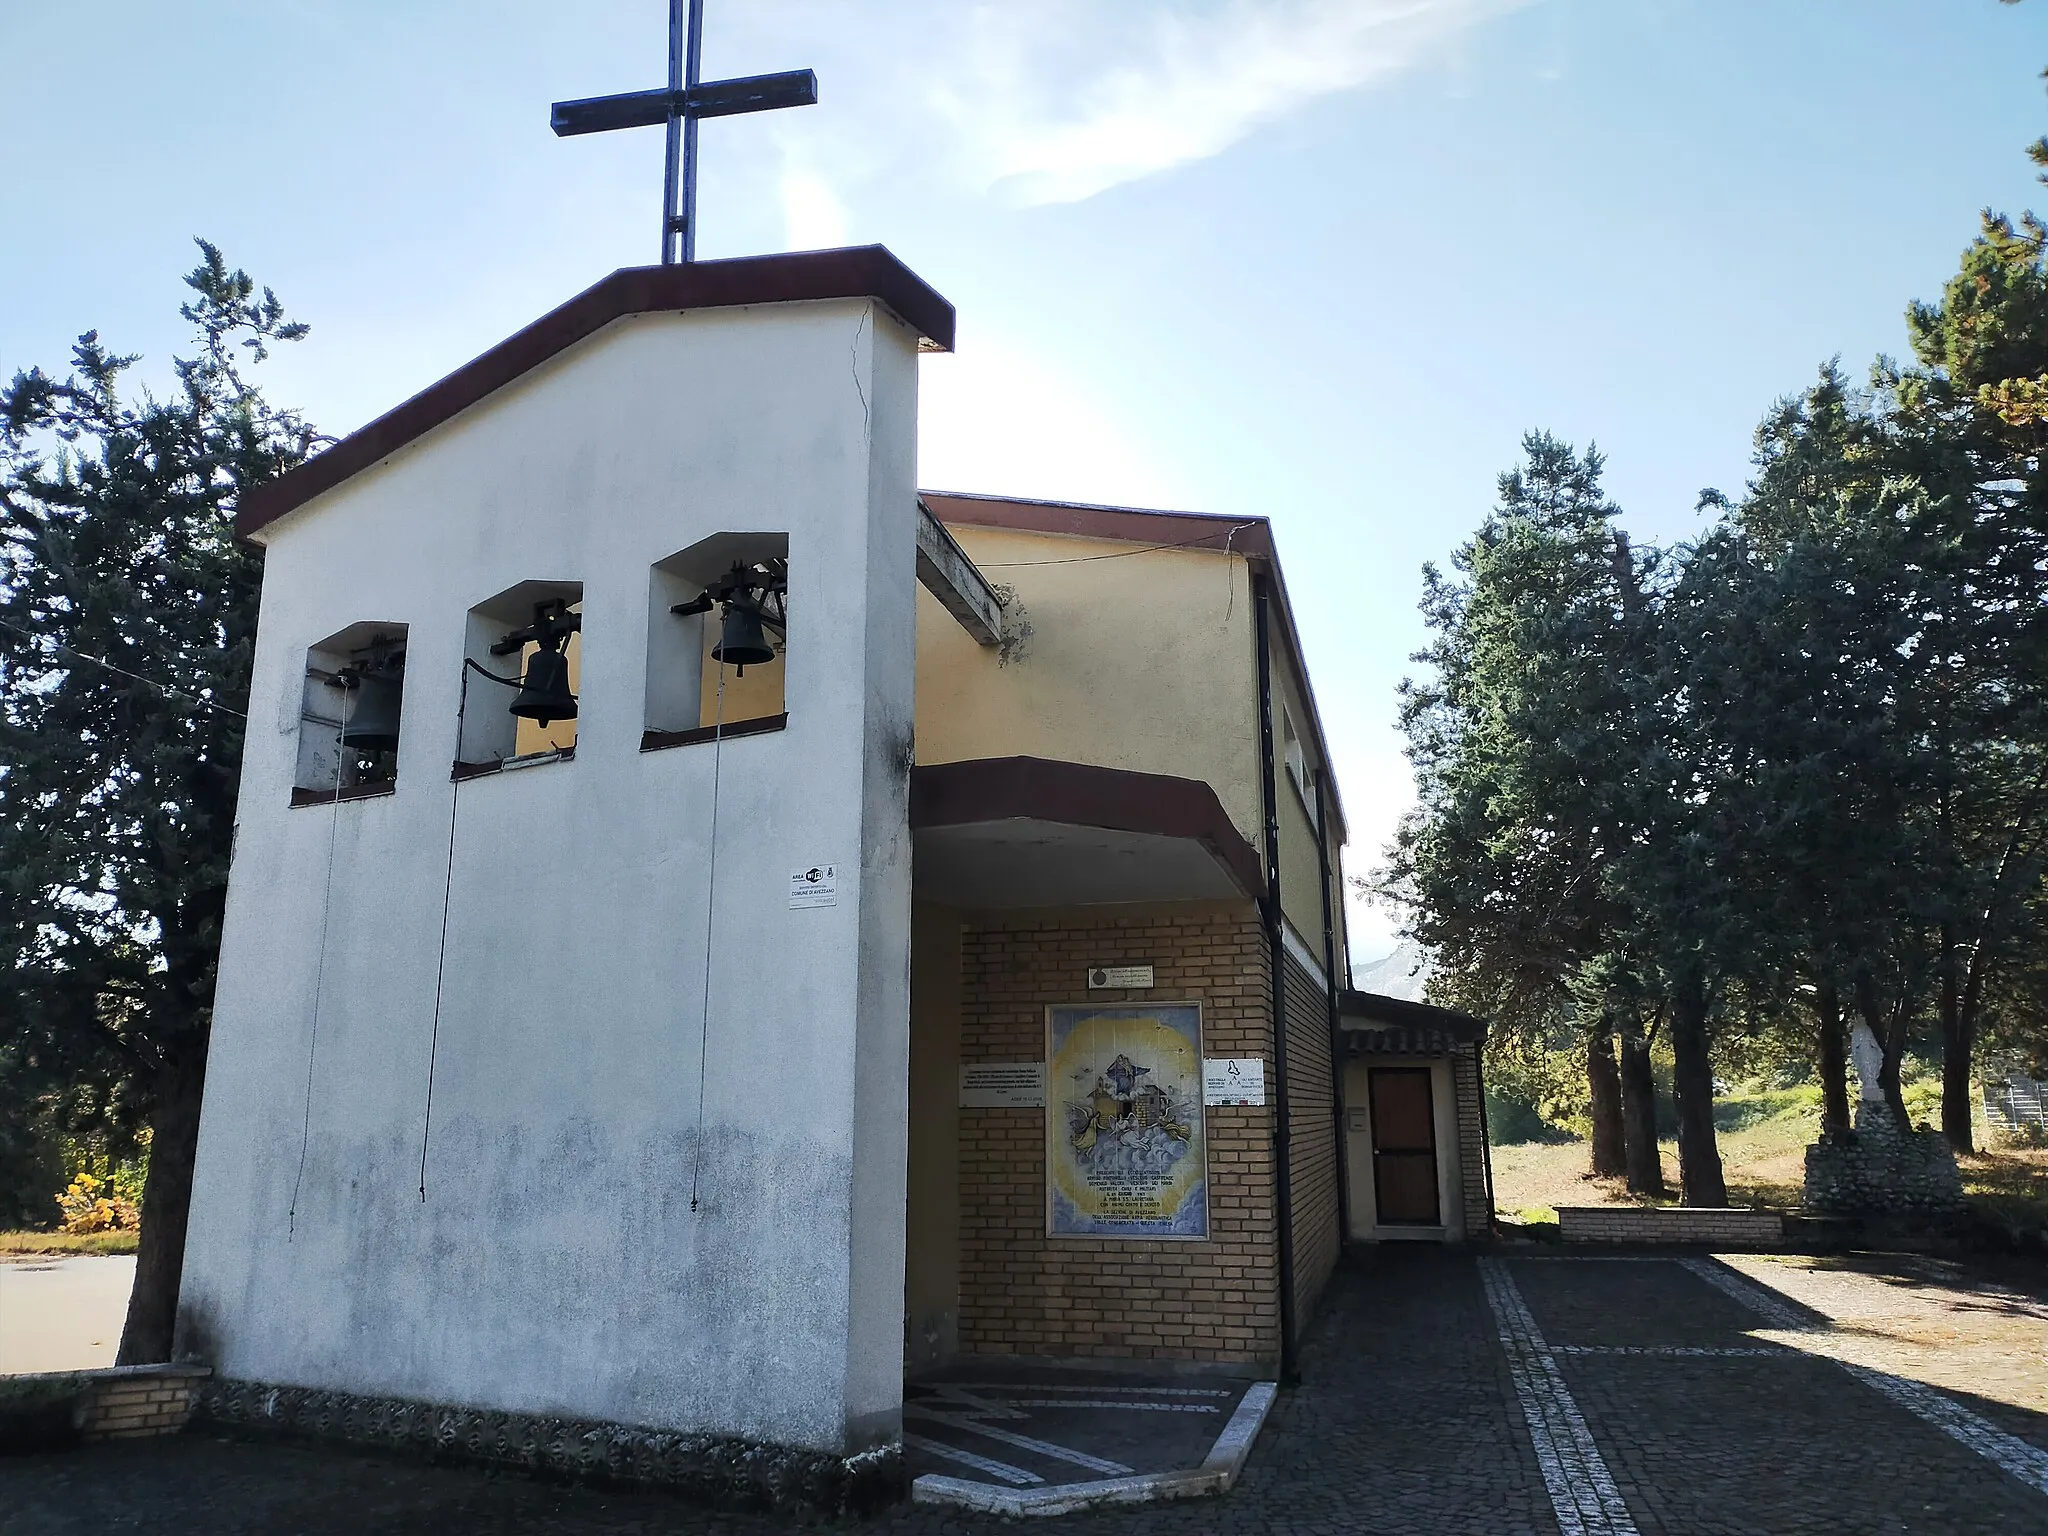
178, 252, 954, 1475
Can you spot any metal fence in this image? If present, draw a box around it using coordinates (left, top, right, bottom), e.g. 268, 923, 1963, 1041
1985, 1073, 2048, 1133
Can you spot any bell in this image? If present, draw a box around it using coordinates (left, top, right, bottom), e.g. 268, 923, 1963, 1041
712, 601, 775, 671
339, 669, 405, 753
510, 646, 577, 725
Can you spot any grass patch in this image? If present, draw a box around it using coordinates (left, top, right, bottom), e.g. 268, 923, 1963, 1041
1713, 1085, 1822, 1133
1493, 1098, 2048, 1229
1957, 1146, 2048, 1231
0, 1229, 138, 1259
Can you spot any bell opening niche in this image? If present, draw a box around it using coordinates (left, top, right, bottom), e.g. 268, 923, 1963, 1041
459, 580, 583, 771
644, 533, 787, 750
292, 622, 409, 804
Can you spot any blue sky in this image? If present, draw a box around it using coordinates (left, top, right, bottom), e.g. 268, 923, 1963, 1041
3, 0, 2043, 959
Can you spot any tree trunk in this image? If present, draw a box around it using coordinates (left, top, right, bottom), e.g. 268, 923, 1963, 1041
1816, 978, 1850, 1137
1940, 1020, 1976, 1152
117, 1043, 206, 1365
1938, 931, 1976, 1153
1669, 977, 1727, 1207
1618, 1023, 1665, 1195
1586, 1031, 1626, 1177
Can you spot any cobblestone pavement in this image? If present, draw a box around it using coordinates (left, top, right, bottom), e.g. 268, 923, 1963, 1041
7, 1248, 2048, 1535
1716, 1252, 2048, 1433
1501, 1255, 2048, 1533
901, 1369, 1251, 1488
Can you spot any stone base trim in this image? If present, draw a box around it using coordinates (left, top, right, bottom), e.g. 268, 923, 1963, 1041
910, 1380, 1276, 1517
0, 1363, 211, 1452
197, 1378, 902, 1516
1556, 1207, 1784, 1246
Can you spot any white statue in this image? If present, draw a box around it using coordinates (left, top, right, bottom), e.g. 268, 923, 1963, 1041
1850, 1021, 1886, 1105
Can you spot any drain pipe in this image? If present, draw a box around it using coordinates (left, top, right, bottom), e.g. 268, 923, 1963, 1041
1253, 574, 1299, 1386
1313, 771, 1350, 1246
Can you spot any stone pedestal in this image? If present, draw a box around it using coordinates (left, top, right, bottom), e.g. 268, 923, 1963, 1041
1802, 1099, 1964, 1216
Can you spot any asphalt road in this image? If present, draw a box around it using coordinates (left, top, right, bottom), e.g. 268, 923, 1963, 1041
0, 1255, 132, 1375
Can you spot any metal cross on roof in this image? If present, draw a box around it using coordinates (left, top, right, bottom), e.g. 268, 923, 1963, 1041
550, 0, 818, 265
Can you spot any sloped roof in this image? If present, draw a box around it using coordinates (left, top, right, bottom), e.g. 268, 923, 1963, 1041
236, 247, 954, 540
1339, 989, 1487, 1051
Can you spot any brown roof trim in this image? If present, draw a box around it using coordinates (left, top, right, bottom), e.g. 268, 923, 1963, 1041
238, 247, 955, 540
919, 492, 1348, 840
910, 755, 1264, 900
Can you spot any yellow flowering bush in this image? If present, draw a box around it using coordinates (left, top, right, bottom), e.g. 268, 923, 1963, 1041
55, 1171, 140, 1234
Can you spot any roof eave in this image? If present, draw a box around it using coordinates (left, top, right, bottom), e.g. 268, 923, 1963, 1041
237, 246, 955, 541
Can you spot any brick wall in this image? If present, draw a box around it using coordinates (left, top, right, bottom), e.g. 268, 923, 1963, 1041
82, 1367, 209, 1438
1279, 951, 1339, 1326
957, 906, 1280, 1366
0, 1363, 212, 1444
1556, 1206, 1785, 1246
1451, 1048, 1492, 1237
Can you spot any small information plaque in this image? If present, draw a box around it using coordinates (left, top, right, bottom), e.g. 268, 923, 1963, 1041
1087, 965, 1155, 989
1203, 1057, 1267, 1106
960, 1063, 1046, 1108
788, 865, 837, 909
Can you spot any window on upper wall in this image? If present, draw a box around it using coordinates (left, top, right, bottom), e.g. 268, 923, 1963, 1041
293, 623, 408, 805
458, 580, 581, 774
1283, 707, 1318, 829
643, 533, 788, 751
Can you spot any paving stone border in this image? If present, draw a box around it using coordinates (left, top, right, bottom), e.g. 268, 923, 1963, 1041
196, 1377, 902, 1517
910, 1381, 1277, 1517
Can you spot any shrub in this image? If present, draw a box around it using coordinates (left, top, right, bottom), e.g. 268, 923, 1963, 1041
1486, 1089, 1575, 1145
54, 1171, 139, 1234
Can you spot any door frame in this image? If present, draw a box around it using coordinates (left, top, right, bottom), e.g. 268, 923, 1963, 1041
1341, 1055, 1465, 1242
1367, 1066, 1441, 1226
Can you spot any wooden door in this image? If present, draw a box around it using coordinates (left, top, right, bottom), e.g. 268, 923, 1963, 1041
1368, 1067, 1440, 1226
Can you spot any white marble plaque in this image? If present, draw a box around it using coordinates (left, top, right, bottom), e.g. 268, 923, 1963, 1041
960, 1062, 1046, 1108
1088, 965, 1155, 989
1203, 1057, 1267, 1106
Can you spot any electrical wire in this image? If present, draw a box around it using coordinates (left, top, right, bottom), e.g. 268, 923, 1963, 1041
688, 658, 729, 1214
974, 524, 1260, 569
287, 684, 353, 1239
0, 614, 248, 718
418, 661, 485, 1202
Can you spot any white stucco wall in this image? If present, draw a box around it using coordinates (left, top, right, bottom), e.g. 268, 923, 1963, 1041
179, 297, 919, 1454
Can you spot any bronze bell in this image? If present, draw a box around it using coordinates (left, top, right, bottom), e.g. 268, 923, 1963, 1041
510, 645, 576, 725
712, 600, 775, 673
339, 668, 404, 753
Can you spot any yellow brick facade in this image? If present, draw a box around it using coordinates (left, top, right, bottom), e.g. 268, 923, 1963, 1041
946, 906, 1341, 1367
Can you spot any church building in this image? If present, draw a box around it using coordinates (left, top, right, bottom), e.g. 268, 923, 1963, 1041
175, 248, 1492, 1508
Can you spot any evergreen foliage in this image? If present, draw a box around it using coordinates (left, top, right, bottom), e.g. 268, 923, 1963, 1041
1383, 199, 2048, 1182
0, 242, 316, 1361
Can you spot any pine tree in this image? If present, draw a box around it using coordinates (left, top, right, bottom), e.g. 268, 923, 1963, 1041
1383, 433, 1669, 1186
0, 243, 317, 1361
1896, 215, 2048, 1149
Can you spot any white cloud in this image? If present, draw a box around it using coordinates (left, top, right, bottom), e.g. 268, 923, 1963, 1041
727, 0, 1531, 208
937, 0, 1534, 206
